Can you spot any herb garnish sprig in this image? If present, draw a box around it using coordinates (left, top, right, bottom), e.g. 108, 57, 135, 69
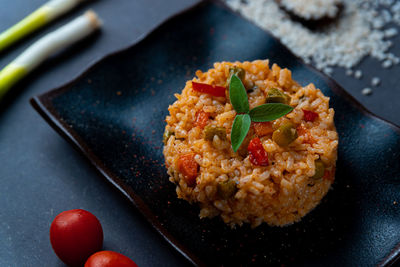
229, 74, 294, 152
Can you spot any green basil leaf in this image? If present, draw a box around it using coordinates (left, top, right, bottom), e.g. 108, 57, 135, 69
231, 114, 251, 152
249, 103, 294, 122
229, 74, 249, 114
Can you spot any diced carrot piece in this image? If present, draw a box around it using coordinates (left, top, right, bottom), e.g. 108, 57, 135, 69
253, 121, 274, 137
177, 153, 199, 187
194, 110, 210, 129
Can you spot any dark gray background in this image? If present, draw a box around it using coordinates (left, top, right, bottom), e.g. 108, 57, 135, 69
0, 0, 399, 266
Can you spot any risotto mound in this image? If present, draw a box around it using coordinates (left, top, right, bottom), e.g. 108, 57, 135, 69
163, 60, 338, 227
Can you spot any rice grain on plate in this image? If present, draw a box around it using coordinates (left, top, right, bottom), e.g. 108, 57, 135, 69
163, 60, 338, 227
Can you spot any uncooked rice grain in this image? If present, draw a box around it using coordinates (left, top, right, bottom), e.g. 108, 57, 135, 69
225, 0, 400, 75
280, 0, 342, 20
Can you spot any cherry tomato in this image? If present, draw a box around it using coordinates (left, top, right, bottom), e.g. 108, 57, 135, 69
85, 251, 138, 267
50, 209, 103, 267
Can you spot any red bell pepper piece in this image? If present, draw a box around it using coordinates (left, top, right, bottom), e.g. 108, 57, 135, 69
192, 81, 226, 97
247, 137, 269, 166
302, 109, 319, 122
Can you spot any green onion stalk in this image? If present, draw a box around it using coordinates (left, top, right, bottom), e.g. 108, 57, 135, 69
0, 0, 87, 53
0, 10, 101, 100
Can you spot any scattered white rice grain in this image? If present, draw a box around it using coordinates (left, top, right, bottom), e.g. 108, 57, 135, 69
224, 0, 399, 76
384, 28, 398, 38
345, 69, 353, 76
354, 70, 363, 79
362, 87, 373, 95
382, 59, 392, 68
371, 77, 381, 86
381, 9, 392, 23
323, 67, 333, 76
372, 17, 385, 29
280, 0, 342, 20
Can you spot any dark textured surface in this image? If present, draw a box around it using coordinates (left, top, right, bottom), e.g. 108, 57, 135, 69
31, 1, 400, 266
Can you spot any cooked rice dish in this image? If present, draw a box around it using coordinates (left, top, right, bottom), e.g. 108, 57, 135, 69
163, 60, 338, 227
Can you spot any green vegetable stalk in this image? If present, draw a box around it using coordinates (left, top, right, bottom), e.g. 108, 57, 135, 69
0, 10, 101, 100
0, 0, 86, 53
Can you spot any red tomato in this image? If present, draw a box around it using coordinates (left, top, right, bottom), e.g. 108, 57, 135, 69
177, 153, 199, 187
247, 137, 269, 166
192, 81, 226, 97
194, 110, 210, 129
85, 251, 138, 267
50, 209, 103, 267
302, 109, 319, 122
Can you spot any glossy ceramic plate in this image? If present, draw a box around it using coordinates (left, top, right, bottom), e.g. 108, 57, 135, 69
31, 1, 400, 266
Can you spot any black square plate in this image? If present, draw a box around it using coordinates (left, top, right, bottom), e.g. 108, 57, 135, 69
31, 1, 400, 266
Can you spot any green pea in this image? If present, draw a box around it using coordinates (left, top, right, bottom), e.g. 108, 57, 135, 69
204, 125, 227, 141
217, 180, 237, 199
163, 130, 174, 144
312, 160, 325, 180
272, 122, 298, 146
266, 88, 291, 104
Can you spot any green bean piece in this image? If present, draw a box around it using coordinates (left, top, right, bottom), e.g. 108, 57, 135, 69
272, 122, 298, 146
163, 130, 174, 144
312, 160, 325, 180
217, 180, 237, 199
204, 125, 227, 141
266, 88, 291, 104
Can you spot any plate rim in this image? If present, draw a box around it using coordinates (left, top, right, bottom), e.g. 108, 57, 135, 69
30, 0, 400, 266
